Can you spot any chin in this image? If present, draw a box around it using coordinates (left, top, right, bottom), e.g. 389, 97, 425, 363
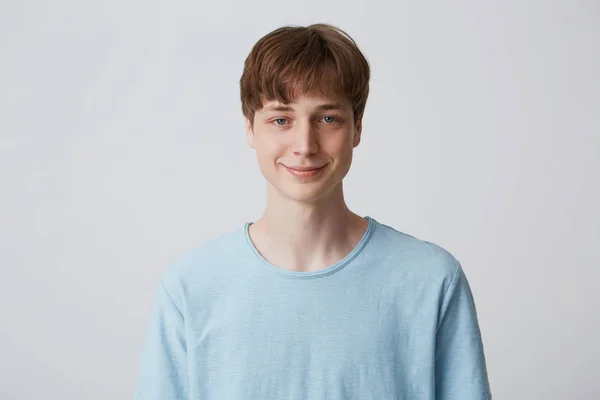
262, 164, 345, 204
276, 179, 341, 204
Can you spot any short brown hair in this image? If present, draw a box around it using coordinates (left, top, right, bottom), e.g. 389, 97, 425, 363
240, 23, 370, 126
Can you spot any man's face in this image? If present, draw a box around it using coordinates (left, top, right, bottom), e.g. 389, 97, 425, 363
246, 92, 362, 204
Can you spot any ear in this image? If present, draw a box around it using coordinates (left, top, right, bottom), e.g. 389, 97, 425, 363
245, 117, 256, 149
352, 116, 363, 148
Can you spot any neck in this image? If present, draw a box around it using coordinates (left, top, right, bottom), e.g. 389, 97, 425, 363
248, 182, 369, 273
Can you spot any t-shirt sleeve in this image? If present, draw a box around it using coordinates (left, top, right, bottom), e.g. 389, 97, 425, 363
133, 279, 188, 399
435, 261, 492, 400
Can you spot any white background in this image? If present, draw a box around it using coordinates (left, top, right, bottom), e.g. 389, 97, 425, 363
1, 1, 599, 399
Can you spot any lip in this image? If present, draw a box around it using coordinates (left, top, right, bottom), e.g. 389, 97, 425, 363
284, 164, 327, 178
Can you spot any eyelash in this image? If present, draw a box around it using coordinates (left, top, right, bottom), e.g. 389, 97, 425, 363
271, 116, 340, 127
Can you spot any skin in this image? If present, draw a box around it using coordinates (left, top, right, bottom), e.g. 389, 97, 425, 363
245, 90, 370, 273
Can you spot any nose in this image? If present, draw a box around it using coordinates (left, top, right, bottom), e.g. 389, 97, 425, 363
292, 120, 319, 156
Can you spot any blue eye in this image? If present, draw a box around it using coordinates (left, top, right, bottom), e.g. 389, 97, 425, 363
272, 116, 339, 127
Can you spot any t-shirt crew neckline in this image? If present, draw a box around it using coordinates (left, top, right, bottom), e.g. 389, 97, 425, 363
243, 216, 376, 279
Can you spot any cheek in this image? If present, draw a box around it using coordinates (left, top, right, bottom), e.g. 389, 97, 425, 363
324, 134, 354, 157
256, 136, 287, 164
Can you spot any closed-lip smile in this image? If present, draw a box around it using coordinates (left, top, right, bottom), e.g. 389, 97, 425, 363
286, 165, 325, 171
283, 163, 328, 178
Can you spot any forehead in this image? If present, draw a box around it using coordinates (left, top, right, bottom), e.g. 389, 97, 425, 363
259, 93, 352, 113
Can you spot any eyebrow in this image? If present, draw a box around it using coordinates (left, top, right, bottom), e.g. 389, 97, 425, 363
262, 103, 348, 112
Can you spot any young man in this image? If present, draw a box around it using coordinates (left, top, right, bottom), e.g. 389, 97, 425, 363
134, 23, 491, 399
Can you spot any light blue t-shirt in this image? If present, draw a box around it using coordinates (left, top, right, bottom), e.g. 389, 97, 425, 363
133, 216, 491, 399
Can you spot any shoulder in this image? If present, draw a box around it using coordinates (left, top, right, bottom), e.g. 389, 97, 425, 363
159, 224, 247, 300
369, 217, 461, 286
